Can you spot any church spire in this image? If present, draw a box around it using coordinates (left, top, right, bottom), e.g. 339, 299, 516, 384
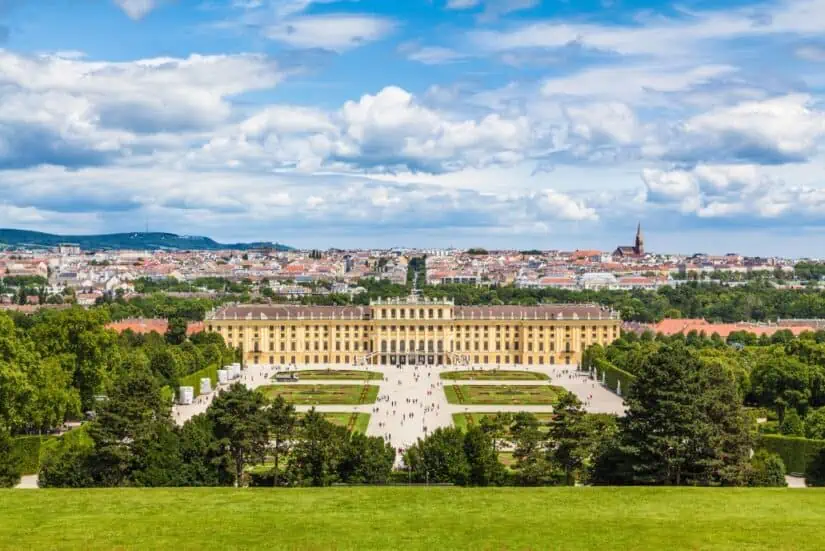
635, 222, 644, 255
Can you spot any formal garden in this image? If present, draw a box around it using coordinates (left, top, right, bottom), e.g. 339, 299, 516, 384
275, 369, 383, 381
259, 384, 379, 405
444, 384, 564, 405
440, 370, 549, 381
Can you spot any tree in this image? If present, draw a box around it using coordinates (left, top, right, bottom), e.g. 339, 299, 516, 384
478, 412, 512, 452
24, 356, 81, 434
207, 383, 270, 487
805, 448, 825, 487
86, 364, 172, 486
780, 409, 804, 436
548, 392, 591, 486
508, 412, 560, 485
0, 428, 21, 488
288, 409, 347, 486
463, 426, 505, 486
165, 317, 188, 345
266, 395, 297, 486
616, 343, 706, 485
694, 361, 753, 486
403, 427, 470, 485
338, 432, 395, 484
177, 414, 233, 486
804, 408, 825, 439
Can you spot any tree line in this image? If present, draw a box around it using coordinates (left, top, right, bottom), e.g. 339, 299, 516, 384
32, 375, 395, 489
0, 307, 235, 438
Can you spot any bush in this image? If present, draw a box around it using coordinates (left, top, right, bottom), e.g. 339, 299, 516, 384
779, 409, 804, 436
757, 434, 825, 474
0, 430, 22, 488
38, 427, 95, 488
747, 450, 787, 487
593, 358, 637, 396
807, 448, 825, 487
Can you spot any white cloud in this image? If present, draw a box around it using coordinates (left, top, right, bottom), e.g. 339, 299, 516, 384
533, 189, 599, 221
0, 50, 283, 167
113, 0, 159, 20
470, 0, 825, 58
667, 94, 825, 164
639, 163, 825, 221
796, 44, 825, 61
263, 14, 395, 51
446, 0, 480, 9
540, 63, 736, 102
406, 46, 466, 65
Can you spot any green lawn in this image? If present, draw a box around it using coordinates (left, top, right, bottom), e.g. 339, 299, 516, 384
452, 412, 555, 432
259, 384, 379, 405
1, 488, 824, 550
309, 412, 371, 434
441, 370, 549, 381
277, 369, 383, 381
445, 384, 563, 405
499, 451, 516, 467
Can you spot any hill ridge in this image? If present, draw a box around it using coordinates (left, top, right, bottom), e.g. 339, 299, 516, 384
0, 229, 292, 251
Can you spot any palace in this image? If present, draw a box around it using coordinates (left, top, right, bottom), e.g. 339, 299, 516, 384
205, 296, 621, 367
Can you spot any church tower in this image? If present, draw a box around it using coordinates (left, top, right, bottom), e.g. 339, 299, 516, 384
635, 222, 644, 255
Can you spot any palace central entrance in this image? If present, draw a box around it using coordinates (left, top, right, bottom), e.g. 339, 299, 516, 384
380, 354, 445, 366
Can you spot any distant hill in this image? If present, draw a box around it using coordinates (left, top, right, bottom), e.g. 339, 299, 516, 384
0, 229, 292, 252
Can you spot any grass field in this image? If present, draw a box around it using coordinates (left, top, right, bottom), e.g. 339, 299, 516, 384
303, 412, 371, 434
441, 370, 549, 381
444, 384, 563, 405
452, 412, 555, 431
1, 488, 824, 550
276, 369, 383, 381
259, 384, 379, 405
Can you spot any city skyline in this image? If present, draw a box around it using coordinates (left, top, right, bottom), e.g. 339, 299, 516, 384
1, 1, 825, 256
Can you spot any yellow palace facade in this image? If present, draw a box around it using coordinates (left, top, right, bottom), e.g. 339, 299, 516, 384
205, 296, 621, 367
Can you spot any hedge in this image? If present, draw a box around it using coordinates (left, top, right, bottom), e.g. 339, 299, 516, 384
756, 434, 825, 475
593, 358, 637, 397
179, 363, 220, 397
11, 435, 53, 475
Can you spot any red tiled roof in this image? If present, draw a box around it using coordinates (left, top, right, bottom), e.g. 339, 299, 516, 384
650, 318, 815, 338
107, 318, 204, 336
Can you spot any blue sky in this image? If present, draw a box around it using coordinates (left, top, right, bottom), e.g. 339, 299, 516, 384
2, 0, 825, 255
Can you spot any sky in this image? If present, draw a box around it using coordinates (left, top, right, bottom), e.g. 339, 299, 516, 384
2, 0, 825, 255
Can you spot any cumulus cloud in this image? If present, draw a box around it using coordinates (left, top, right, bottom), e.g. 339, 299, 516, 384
661, 94, 825, 165
0, 50, 283, 168
640, 163, 825, 221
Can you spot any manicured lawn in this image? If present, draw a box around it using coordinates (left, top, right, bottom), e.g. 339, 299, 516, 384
445, 384, 563, 405
452, 412, 555, 432
441, 370, 549, 381
1, 488, 824, 550
259, 384, 379, 405
309, 412, 371, 434
277, 369, 383, 381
